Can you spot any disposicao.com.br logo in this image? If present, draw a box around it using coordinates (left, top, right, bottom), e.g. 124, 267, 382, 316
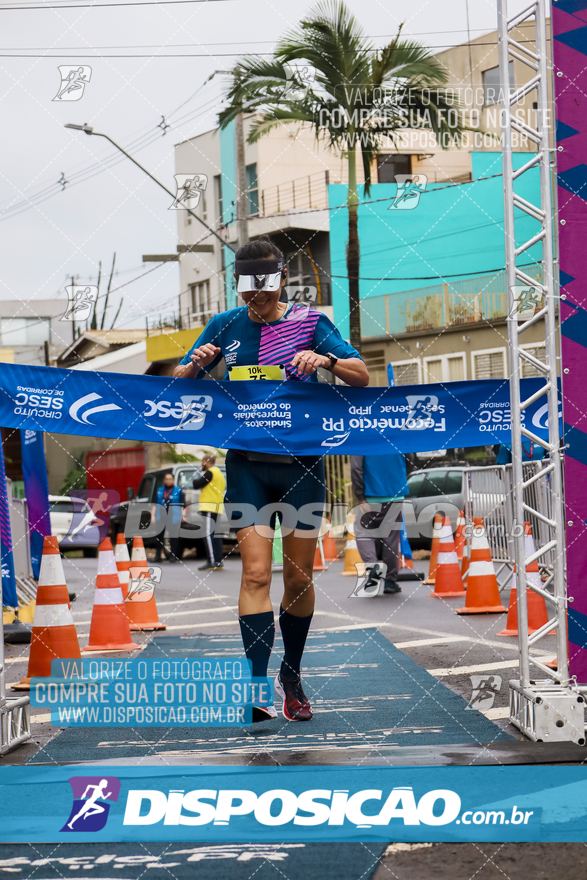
61, 776, 121, 832
120, 786, 537, 829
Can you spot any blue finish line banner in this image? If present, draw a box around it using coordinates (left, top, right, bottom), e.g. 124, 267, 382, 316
0, 765, 586, 842
0, 362, 556, 455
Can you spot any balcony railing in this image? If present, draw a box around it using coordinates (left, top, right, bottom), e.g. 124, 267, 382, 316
260, 171, 330, 216
360, 265, 543, 338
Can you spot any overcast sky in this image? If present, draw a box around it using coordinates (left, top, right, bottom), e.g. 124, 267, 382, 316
0, 0, 531, 343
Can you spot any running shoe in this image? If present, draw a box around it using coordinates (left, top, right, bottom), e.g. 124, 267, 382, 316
252, 705, 278, 723
198, 563, 223, 571
383, 580, 401, 594
275, 673, 313, 721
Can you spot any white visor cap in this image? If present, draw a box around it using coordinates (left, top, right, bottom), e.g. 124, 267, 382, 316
236, 272, 282, 293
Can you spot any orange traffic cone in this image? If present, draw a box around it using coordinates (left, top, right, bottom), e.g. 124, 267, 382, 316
341, 518, 365, 576
454, 510, 466, 562
429, 516, 466, 598
423, 514, 442, 584
83, 538, 140, 652
497, 523, 554, 637
401, 555, 414, 570
313, 537, 327, 571
13, 535, 81, 689
322, 525, 339, 561
456, 518, 506, 614
125, 537, 166, 630
114, 533, 131, 601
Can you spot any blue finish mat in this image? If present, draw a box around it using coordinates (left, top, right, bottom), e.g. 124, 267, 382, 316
30, 628, 510, 763
0, 842, 386, 880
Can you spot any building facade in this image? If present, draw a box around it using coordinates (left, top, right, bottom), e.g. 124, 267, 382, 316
168, 20, 550, 397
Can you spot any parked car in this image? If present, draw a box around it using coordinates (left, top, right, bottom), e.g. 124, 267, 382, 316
108, 462, 235, 557
49, 494, 101, 557
406, 466, 506, 549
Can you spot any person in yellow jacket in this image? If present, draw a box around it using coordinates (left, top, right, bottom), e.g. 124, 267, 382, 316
192, 453, 226, 571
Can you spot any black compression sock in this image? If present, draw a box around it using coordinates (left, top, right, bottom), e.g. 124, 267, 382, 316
279, 605, 313, 680
238, 611, 275, 678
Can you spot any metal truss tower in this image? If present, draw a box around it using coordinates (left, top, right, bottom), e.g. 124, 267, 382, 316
498, 0, 585, 742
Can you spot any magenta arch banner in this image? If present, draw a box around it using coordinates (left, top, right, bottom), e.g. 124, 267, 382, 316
553, 0, 587, 681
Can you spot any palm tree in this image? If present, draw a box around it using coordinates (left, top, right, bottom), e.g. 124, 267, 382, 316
219, 0, 471, 353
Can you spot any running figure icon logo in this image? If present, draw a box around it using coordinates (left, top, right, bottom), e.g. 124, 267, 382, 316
170, 173, 208, 210
53, 66, 92, 101
61, 776, 120, 832
466, 675, 502, 712
509, 284, 543, 321
280, 63, 315, 101
60, 285, 98, 322
388, 174, 427, 210
127, 565, 161, 602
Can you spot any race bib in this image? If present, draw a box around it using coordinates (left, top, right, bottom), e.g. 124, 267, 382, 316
228, 364, 285, 381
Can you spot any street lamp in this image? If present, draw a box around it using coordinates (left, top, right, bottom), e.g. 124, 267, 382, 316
64, 123, 234, 252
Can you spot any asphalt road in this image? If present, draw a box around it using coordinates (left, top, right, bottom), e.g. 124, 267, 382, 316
1, 549, 578, 879
3, 544, 559, 762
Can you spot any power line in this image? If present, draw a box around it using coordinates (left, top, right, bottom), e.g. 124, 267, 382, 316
0, 47, 505, 55
0, 93, 220, 220
0, 0, 229, 9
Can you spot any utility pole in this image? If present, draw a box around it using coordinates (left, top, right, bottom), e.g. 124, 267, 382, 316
70, 275, 76, 342
234, 65, 249, 250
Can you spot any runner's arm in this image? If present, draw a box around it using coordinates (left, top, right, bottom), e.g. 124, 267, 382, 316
173, 317, 222, 378
299, 313, 369, 386
291, 351, 368, 386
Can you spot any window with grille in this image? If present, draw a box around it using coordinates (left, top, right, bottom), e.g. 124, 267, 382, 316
2, 317, 51, 346
364, 349, 386, 386
473, 350, 505, 379
423, 353, 466, 382
190, 281, 212, 325
392, 360, 420, 385
520, 344, 546, 378
482, 61, 515, 105
246, 163, 259, 216
214, 174, 223, 223
377, 154, 412, 183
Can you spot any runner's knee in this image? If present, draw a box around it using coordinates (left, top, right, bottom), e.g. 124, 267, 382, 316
283, 570, 313, 599
241, 567, 271, 596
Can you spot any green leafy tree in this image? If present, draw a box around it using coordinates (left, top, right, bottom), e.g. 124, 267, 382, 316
219, 0, 471, 352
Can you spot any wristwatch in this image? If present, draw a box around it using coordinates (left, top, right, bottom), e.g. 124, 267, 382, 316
325, 352, 338, 371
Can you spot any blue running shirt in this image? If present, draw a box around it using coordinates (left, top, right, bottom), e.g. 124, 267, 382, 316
180, 303, 361, 382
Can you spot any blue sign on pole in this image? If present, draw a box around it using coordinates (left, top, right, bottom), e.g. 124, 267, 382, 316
20, 429, 51, 580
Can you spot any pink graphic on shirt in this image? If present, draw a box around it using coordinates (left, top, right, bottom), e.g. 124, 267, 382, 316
258, 304, 321, 380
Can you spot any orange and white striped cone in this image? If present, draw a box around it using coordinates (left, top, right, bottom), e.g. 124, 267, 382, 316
456, 517, 506, 614
454, 510, 466, 562
461, 541, 470, 583
125, 537, 166, 630
14, 535, 81, 689
322, 525, 339, 562
114, 533, 131, 601
313, 536, 327, 571
423, 514, 442, 584
341, 518, 365, 576
401, 555, 414, 570
429, 516, 466, 598
497, 523, 554, 637
83, 538, 140, 652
